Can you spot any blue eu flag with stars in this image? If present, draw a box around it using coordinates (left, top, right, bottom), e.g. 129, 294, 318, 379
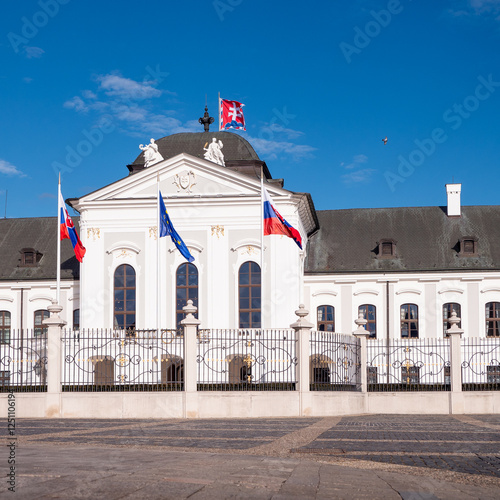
159, 191, 194, 263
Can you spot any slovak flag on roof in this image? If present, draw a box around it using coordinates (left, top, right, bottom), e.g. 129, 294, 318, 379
263, 187, 302, 250
59, 190, 86, 263
220, 98, 246, 131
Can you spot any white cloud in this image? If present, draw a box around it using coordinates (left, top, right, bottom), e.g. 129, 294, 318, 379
23, 77, 33, 84
470, 0, 500, 12
259, 122, 304, 140
97, 74, 162, 100
342, 168, 376, 184
63, 72, 198, 138
247, 136, 316, 161
25, 46, 45, 59
340, 154, 374, 183
0, 159, 26, 177
448, 0, 500, 18
38, 192, 56, 200
64, 96, 88, 113
82, 90, 97, 100
342, 154, 368, 170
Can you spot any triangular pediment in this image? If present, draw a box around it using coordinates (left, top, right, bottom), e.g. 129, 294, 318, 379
75, 153, 290, 208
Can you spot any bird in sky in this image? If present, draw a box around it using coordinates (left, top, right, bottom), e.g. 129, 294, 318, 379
382, 136, 388, 145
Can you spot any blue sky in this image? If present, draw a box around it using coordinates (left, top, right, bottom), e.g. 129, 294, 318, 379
1, 0, 500, 218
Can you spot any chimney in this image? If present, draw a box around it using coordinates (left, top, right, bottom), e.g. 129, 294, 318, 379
446, 183, 461, 217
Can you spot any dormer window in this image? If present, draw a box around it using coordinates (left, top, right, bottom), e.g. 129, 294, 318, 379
377, 239, 396, 259
20, 248, 42, 267
459, 237, 477, 257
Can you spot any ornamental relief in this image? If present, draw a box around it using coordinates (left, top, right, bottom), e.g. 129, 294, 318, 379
149, 226, 157, 240
117, 249, 133, 259
173, 170, 196, 193
87, 228, 101, 241
211, 225, 224, 238
242, 246, 257, 256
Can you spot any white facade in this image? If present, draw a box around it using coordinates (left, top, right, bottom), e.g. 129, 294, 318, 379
1, 150, 500, 341
305, 271, 500, 339
73, 153, 310, 331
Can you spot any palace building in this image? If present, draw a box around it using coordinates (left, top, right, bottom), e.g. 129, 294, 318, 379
2, 127, 500, 344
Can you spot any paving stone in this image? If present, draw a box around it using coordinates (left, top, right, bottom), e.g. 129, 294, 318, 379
3, 415, 500, 498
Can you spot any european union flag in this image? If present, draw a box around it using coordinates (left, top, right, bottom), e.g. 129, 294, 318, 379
159, 191, 194, 263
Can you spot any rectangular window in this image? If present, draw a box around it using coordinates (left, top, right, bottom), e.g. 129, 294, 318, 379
402, 366, 420, 384
0, 311, 11, 344
486, 365, 500, 384
0, 371, 10, 386
401, 304, 418, 338
367, 366, 377, 384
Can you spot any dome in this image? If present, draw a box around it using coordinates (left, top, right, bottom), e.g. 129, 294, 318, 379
131, 131, 260, 166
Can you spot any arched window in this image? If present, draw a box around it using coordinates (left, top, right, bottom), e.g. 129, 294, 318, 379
114, 264, 136, 330
485, 302, 500, 337
359, 304, 376, 338
176, 263, 198, 330
317, 305, 334, 332
0, 311, 11, 344
239, 262, 261, 328
401, 304, 418, 338
443, 303, 461, 337
34, 309, 49, 337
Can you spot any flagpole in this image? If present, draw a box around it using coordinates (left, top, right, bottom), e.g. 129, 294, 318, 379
260, 164, 264, 330
157, 173, 161, 332
57, 173, 61, 305
218, 92, 221, 131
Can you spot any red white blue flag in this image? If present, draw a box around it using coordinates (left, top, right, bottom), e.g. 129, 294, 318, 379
59, 190, 86, 262
263, 187, 302, 249
220, 98, 246, 131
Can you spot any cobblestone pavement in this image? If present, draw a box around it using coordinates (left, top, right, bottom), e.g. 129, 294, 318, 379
2, 415, 500, 499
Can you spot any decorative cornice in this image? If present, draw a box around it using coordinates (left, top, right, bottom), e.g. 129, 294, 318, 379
395, 289, 421, 295
29, 295, 54, 302
438, 288, 464, 295
230, 239, 262, 252
106, 242, 141, 255
312, 290, 338, 297
353, 290, 379, 296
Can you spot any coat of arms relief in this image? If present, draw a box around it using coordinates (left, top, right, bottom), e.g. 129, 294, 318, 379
173, 170, 196, 193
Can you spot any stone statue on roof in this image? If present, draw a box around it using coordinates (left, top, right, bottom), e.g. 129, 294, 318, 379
139, 138, 164, 168
203, 137, 225, 166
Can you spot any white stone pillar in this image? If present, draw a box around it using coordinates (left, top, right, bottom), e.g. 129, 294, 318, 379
446, 310, 464, 393
353, 312, 370, 393
290, 304, 313, 396
181, 300, 201, 416
43, 300, 66, 417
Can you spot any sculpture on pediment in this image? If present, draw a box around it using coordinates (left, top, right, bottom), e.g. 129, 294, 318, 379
139, 138, 164, 168
203, 138, 225, 166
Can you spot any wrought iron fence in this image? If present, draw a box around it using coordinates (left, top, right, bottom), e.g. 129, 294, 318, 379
462, 337, 500, 391
309, 332, 361, 391
366, 338, 450, 391
197, 329, 297, 390
62, 329, 184, 391
0, 329, 47, 392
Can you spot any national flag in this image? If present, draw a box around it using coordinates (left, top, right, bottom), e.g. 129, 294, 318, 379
159, 190, 194, 263
59, 191, 86, 262
263, 187, 302, 249
220, 98, 246, 131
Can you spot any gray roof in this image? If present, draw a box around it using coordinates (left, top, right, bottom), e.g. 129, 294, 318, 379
306, 206, 500, 274
131, 132, 260, 166
0, 217, 80, 281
